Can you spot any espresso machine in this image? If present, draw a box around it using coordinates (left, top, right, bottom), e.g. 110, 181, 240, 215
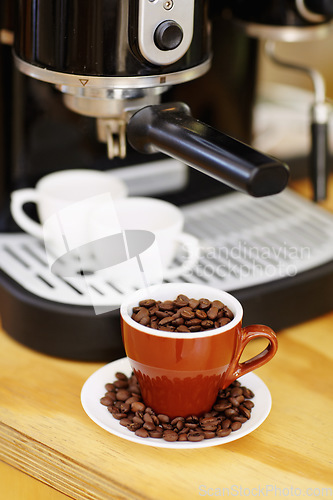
0, 1, 332, 360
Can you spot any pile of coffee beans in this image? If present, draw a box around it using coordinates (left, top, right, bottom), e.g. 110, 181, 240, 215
100, 372, 255, 442
131, 294, 234, 333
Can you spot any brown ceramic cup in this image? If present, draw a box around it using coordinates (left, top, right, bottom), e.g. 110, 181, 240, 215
120, 283, 278, 418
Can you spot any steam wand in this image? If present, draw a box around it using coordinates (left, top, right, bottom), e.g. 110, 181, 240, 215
265, 40, 330, 202
127, 102, 289, 198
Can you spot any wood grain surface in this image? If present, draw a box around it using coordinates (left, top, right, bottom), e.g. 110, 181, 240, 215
0, 179, 333, 500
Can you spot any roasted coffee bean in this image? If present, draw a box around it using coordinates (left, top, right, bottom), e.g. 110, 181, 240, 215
176, 325, 190, 333
195, 309, 207, 320
149, 428, 163, 438
242, 387, 255, 399
163, 430, 178, 442
215, 318, 231, 328
158, 316, 174, 326
105, 383, 115, 392
139, 299, 156, 308
172, 318, 185, 327
207, 306, 219, 320
188, 298, 200, 309
188, 431, 205, 442
131, 401, 146, 413
230, 387, 243, 397
132, 416, 144, 425
155, 310, 168, 319
157, 414, 170, 423
100, 396, 114, 406
125, 396, 140, 405
222, 419, 232, 429
159, 300, 174, 311
100, 371, 254, 442
180, 308, 196, 320
143, 422, 156, 431
213, 400, 232, 412
116, 389, 130, 401
216, 428, 232, 437
201, 319, 214, 329
119, 418, 132, 427
173, 295, 189, 307
135, 428, 149, 438
113, 380, 129, 389
127, 422, 142, 432
233, 416, 248, 423
239, 405, 251, 419
224, 408, 238, 418
223, 306, 234, 319
189, 325, 201, 332
199, 298, 211, 309
212, 300, 224, 309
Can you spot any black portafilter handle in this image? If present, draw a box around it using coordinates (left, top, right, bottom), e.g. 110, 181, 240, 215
127, 103, 289, 197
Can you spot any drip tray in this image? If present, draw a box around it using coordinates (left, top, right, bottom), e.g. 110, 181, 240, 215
1, 188, 333, 360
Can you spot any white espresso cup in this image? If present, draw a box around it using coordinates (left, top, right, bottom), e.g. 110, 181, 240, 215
88, 196, 200, 288
11, 169, 128, 239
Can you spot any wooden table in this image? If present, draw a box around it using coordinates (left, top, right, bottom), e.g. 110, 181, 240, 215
1, 179, 333, 500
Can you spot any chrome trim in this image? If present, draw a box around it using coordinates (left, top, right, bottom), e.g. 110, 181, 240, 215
295, 0, 327, 23
236, 20, 332, 41
14, 55, 211, 89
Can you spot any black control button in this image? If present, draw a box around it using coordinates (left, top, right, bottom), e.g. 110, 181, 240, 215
154, 20, 183, 51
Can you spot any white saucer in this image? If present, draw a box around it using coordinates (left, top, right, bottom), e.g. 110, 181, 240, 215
81, 357, 272, 449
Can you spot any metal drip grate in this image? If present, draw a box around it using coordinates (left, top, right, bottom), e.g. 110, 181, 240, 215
1, 188, 333, 307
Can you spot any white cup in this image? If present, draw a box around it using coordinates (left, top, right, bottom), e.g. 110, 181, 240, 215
88, 197, 200, 288
10, 169, 128, 263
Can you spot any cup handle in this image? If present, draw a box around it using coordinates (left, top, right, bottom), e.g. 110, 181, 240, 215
163, 232, 200, 280
10, 188, 44, 239
222, 324, 278, 388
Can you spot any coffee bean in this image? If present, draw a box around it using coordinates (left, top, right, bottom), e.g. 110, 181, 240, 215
113, 379, 129, 389
176, 325, 190, 332
212, 300, 224, 309
105, 383, 115, 392
119, 418, 132, 427
188, 431, 205, 442
131, 401, 146, 413
143, 422, 156, 431
180, 308, 195, 320
243, 400, 255, 410
135, 428, 149, 438
157, 414, 170, 423
231, 421, 242, 431
163, 430, 178, 442
100, 396, 114, 406
216, 428, 232, 437
207, 306, 219, 320
242, 387, 255, 399
223, 306, 234, 319
159, 300, 174, 311
221, 419, 231, 429
116, 389, 130, 401
195, 309, 207, 320
149, 428, 163, 438
188, 298, 200, 309
178, 433, 188, 441
115, 372, 128, 381
139, 299, 156, 308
